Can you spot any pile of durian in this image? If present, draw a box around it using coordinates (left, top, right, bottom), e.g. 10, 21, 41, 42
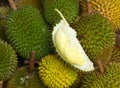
0, 0, 120, 88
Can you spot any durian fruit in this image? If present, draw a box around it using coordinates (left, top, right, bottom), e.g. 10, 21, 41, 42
14, 0, 40, 9
0, 39, 17, 81
90, 0, 120, 29
6, 6, 53, 60
38, 54, 78, 88
43, 0, 79, 25
81, 62, 120, 88
72, 13, 115, 61
110, 45, 120, 62
7, 66, 45, 88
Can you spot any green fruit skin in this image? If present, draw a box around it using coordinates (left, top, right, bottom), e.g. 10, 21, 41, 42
43, 0, 79, 25
6, 6, 53, 60
72, 13, 115, 61
81, 63, 120, 88
0, 39, 17, 81
7, 66, 45, 88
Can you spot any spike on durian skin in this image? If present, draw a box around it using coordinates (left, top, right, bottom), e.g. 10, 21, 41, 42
0, 39, 18, 81
72, 13, 115, 61
81, 62, 120, 88
43, 0, 79, 25
5, 6, 53, 60
110, 45, 120, 62
7, 66, 45, 88
90, 0, 120, 29
38, 54, 78, 88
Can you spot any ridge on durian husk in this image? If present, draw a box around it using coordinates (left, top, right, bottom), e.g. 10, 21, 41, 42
38, 54, 78, 88
110, 45, 120, 62
0, 39, 17, 81
6, 6, 53, 60
72, 13, 115, 61
14, 0, 40, 9
90, 0, 120, 29
7, 66, 45, 88
43, 0, 79, 25
81, 62, 120, 88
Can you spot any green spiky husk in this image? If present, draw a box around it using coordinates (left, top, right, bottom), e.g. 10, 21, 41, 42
43, 0, 79, 25
72, 13, 115, 61
0, 39, 17, 81
81, 62, 120, 88
110, 45, 120, 62
7, 66, 45, 88
38, 54, 77, 88
90, 0, 120, 29
6, 6, 53, 60
14, 0, 40, 9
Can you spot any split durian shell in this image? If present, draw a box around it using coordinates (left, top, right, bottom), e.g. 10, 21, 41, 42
38, 54, 78, 88
0, 39, 17, 81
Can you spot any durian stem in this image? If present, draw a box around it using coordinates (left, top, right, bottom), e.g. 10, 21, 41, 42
24, 60, 39, 64
96, 60, 105, 74
86, 0, 92, 14
29, 51, 35, 75
8, 0, 17, 10
0, 81, 3, 88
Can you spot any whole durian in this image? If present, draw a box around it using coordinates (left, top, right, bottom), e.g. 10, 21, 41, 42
90, 0, 120, 29
0, 39, 17, 81
6, 6, 53, 60
43, 0, 79, 25
7, 66, 45, 88
81, 62, 120, 88
38, 54, 78, 88
72, 13, 115, 61
110, 45, 120, 62
14, 0, 40, 9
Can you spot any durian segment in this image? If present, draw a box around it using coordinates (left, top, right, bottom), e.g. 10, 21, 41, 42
43, 0, 79, 25
90, 0, 120, 29
14, 0, 40, 9
6, 6, 53, 60
110, 45, 120, 62
0, 39, 17, 81
72, 13, 115, 61
81, 62, 120, 88
38, 54, 78, 88
7, 66, 45, 88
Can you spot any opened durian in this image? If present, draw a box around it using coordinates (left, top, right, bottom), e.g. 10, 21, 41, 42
38, 54, 78, 88
90, 0, 120, 29
0, 39, 17, 81
81, 62, 120, 88
72, 13, 115, 61
43, 0, 79, 25
7, 66, 45, 88
6, 6, 53, 60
